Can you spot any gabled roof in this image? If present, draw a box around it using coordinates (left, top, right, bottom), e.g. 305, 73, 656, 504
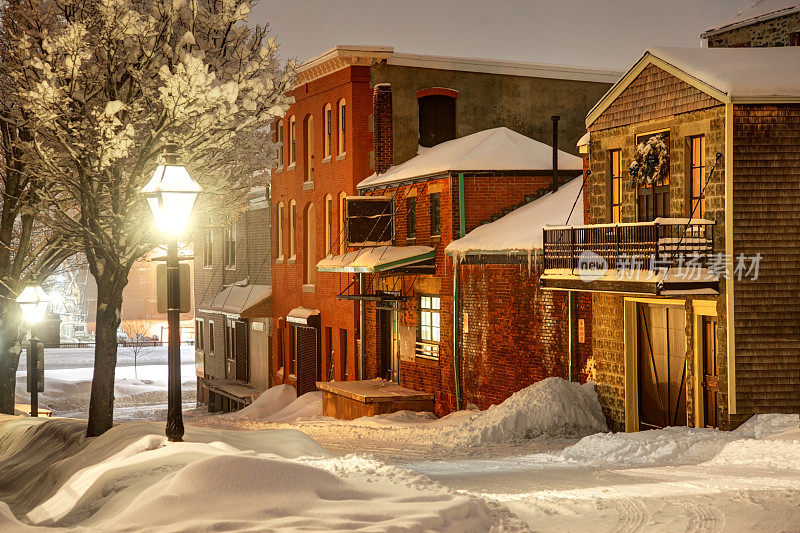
358, 127, 583, 190
445, 176, 584, 257
702, 1, 800, 38
587, 46, 800, 128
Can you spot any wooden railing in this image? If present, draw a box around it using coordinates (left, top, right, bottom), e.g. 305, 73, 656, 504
542, 218, 715, 273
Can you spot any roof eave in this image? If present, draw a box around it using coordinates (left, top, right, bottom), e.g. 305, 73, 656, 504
702, 6, 800, 39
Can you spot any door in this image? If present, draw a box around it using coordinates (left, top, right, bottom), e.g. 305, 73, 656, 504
378, 310, 392, 381
702, 316, 719, 428
234, 321, 248, 382
295, 325, 319, 396
225, 320, 236, 380
638, 304, 687, 429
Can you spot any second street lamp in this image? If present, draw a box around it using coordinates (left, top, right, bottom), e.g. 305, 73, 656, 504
141, 144, 200, 442
16, 285, 49, 417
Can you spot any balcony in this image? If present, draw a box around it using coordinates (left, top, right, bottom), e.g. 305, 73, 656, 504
541, 218, 718, 295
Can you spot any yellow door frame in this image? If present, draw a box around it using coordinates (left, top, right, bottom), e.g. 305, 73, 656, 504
692, 300, 718, 428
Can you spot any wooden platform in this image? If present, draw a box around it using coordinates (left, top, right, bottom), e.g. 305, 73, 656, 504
200, 379, 264, 413
317, 380, 434, 420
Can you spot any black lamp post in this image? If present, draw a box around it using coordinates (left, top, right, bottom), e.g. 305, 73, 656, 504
141, 144, 200, 442
16, 285, 49, 417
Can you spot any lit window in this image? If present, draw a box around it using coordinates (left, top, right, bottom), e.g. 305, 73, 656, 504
290, 200, 296, 258
338, 100, 346, 155
324, 104, 332, 158
610, 149, 622, 223
690, 135, 706, 218
430, 193, 441, 237
289, 116, 296, 165
224, 224, 236, 269
418, 295, 441, 360
203, 229, 213, 267
276, 202, 284, 260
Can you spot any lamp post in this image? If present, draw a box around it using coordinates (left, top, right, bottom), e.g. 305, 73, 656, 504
141, 144, 200, 442
16, 285, 49, 417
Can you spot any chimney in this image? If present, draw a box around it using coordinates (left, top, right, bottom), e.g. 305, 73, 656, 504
551, 115, 559, 192
373, 84, 393, 174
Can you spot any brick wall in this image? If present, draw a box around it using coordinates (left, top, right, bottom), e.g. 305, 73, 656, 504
372, 84, 393, 174
706, 11, 800, 48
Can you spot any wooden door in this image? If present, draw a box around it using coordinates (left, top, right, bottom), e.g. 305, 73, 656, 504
378, 310, 393, 380
295, 326, 319, 396
234, 321, 248, 382
638, 304, 687, 429
702, 317, 719, 428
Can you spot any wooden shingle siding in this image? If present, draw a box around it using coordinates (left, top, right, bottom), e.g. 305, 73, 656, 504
733, 104, 800, 415
591, 64, 721, 132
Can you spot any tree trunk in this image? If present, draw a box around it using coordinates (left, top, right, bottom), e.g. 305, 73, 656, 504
86, 277, 125, 437
0, 298, 25, 414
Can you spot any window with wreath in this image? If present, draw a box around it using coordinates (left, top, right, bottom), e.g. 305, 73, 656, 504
632, 132, 670, 221
417, 295, 441, 359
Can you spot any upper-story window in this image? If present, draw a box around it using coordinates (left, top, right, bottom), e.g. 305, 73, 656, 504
224, 224, 236, 269
690, 135, 706, 218
610, 149, 622, 223
429, 192, 441, 237
203, 229, 213, 268
324, 104, 332, 159
276, 120, 283, 169
303, 203, 316, 285
276, 202, 284, 261
196, 319, 205, 351
305, 114, 314, 181
406, 196, 416, 239
290, 199, 297, 259
339, 192, 347, 254
338, 99, 346, 155
636, 132, 670, 222
289, 116, 296, 165
418, 92, 456, 148
325, 194, 333, 255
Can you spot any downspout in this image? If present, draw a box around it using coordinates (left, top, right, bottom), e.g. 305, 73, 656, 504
358, 273, 365, 380
453, 172, 466, 410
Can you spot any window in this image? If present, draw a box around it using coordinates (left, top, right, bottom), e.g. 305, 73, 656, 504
224, 224, 236, 269
429, 193, 441, 237
418, 95, 456, 147
276, 120, 283, 168
338, 99, 346, 155
690, 135, 706, 218
790, 31, 800, 46
636, 132, 670, 221
290, 200, 297, 258
339, 192, 347, 254
208, 321, 215, 354
276, 202, 284, 260
418, 295, 441, 360
289, 115, 296, 165
304, 114, 314, 181
610, 149, 622, 223
203, 229, 213, 267
406, 196, 416, 238
325, 194, 333, 255
196, 320, 204, 351
324, 104, 332, 158
304, 203, 316, 285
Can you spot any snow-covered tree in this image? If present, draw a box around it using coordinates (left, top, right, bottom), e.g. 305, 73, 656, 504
1, 0, 294, 435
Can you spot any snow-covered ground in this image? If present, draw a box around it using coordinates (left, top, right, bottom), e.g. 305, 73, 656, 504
15, 346, 196, 421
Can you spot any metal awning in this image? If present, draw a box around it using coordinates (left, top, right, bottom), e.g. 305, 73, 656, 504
199, 284, 272, 318
317, 245, 435, 273
286, 307, 320, 326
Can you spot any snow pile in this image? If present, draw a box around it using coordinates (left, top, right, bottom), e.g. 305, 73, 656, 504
0, 417, 517, 531
261, 391, 323, 422
230, 384, 297, 419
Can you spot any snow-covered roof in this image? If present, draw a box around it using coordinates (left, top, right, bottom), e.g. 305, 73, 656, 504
317, 246, 434, 273
202, 284, 271, 317
358, 127, 583, 190
703, 1, 800, 37
587, 46, 800, 127
445, 176, 584, 257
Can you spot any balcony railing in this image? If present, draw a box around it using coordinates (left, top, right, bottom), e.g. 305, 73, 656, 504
542, 218, 715, 273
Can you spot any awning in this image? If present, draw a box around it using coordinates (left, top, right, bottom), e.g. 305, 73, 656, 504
287, 307, 320, 326
200, 284, 272, 318
317, 245, 435, 273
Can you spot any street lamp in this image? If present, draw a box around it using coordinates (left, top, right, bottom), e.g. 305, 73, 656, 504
16, 285, 49, 417
142, 144, 200, 442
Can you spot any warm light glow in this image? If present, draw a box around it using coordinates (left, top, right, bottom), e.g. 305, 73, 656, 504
16, 286, 50, 324
141, 164, 201, 236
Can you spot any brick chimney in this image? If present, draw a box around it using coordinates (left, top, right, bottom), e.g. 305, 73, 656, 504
373, 83, 393, 174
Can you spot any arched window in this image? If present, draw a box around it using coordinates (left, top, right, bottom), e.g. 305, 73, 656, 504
304, 114, 314, 181
289, 116, 296, 165
339, 192, 347, 254
325, 194, 333, 256
276, 202, 284, 260
417, 90, 457, 147
276, 119, 284, 169
324, 103, 332, 159
304, 203, 316, 285
338, 99, 346, 155
289, 199, 297, 258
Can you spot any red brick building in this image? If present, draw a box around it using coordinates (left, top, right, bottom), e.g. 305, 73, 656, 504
319, 128, 584, 414
271, 46, 619, 398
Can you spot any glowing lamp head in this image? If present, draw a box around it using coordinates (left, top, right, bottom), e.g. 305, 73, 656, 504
142, 149, 201, 236
16, 286, 50, 324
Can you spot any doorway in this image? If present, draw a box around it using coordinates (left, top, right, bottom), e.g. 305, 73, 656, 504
637, 303, 687, 429
295, 325, 319, 396
701, 316, 719, 428
378, 309, 398, 382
